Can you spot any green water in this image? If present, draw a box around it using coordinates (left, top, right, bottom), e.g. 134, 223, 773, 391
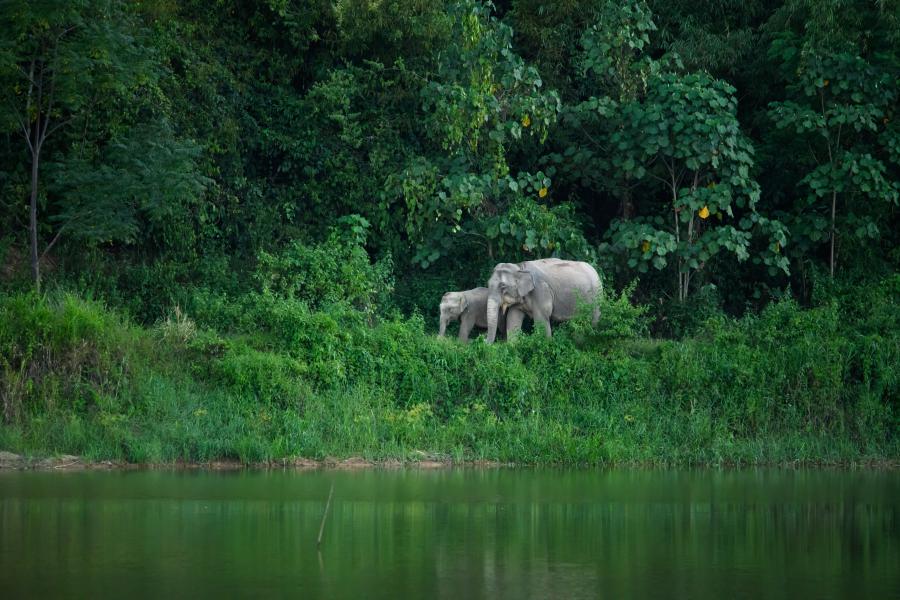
1, 468, 897, 599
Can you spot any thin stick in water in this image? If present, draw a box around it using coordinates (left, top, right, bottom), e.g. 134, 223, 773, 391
316, 483, 335, 548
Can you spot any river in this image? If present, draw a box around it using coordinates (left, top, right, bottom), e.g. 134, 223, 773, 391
1, 468, 897, 599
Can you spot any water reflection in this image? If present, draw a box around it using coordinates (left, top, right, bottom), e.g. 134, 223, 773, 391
1, 468, 897, 599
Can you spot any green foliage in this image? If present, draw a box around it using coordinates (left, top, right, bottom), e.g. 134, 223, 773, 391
548, 2, 791, 300
768, 38, 899, 274
580, 0, 657, 101
423, 0, 559, 154
0, 292, 136, 423
1, 0, 895, 324
483, 198, 596, 261
593, 282, 650, 340
601, 68, 786, 297
255, 219, 394, 314
647, 0, 768, 76
1, 287, 896, 464
391, 0, 576, 267
0, 0, 203, 282
0, 0, 898, 468
48, 121, 207, 244
211, 345, 309, 410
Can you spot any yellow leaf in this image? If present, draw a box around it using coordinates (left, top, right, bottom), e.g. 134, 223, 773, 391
522, 114, 531, 127
823, 79, 830, 87
698, 206, 710, 219
641, 240, 650, 253
538, 187, 548, 198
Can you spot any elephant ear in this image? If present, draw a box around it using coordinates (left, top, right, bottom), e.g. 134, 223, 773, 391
458, 294, 468, 313
515, 270, 536, 296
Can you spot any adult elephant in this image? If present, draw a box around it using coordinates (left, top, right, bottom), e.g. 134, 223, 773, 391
485, 258, 601, 343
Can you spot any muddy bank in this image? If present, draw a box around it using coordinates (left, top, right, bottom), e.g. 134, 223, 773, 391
0, 451, 512, 471
2, 450, 896, 471
0, 451, 114, 471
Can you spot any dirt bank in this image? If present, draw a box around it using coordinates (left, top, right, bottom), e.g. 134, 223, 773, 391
0, 451, 512, 471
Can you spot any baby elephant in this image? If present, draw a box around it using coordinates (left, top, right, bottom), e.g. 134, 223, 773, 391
438, 287, 505, 343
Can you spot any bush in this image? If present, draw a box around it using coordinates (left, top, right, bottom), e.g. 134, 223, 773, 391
0, 293, 136, 422
254, 220, 394, 315
212, 345, 310, 409
0, 278, 896, 465
560, 281, 650, 344
652, 284, 723, 338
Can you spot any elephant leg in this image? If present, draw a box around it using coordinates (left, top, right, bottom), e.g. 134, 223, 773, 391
505, 307, 525, 339
592, 305, 600, 326
459, 315, 475, 343
538, 318, 552, 337
527, 295, 552, 337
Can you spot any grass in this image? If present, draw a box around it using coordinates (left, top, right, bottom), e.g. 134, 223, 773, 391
0, 282, 897, 466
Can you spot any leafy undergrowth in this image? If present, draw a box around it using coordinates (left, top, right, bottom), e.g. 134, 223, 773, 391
1, 281, 897, 466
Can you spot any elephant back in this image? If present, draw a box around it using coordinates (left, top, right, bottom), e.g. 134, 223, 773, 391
524, 259, 600, 320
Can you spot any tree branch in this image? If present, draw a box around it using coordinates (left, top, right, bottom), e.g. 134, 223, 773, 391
33, 55, 45, 154
821, 90, 833, 165
45, 116, 75, 139
40, 51, 60, 144
22, 58, 36, 152
15, 62, 38, 86
40, 222, 70, 263
807, 141, 820, 165
578, 125, 606, 152
648, 171, 671, 187
5, 99, 35, 153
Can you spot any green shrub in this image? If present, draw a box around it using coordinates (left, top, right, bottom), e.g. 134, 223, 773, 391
653, 284, 723, 338
1, 279, 896, 465
0, 293, 135, 422
212, 345, 310, 409
254, 224, 394, 314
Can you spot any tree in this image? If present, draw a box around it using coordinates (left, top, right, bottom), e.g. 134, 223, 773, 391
768, 38, 899, 277
551, 2, 788, 300
0, 0, 201, 289
555, 0, 658, 221
604, 73, 789, 300
386, 0, 593, 268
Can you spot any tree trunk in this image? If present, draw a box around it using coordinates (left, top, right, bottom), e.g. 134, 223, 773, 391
29, 148, 41, 292
829, 190, 837, 278
619, 187, 634, 220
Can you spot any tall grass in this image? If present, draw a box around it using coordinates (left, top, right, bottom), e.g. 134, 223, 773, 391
1, 279, 897, 465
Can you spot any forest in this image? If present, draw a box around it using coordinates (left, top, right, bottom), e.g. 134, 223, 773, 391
0, 0, 897, 464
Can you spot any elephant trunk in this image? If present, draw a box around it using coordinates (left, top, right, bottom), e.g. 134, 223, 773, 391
438, 314, 447, 337
486, 295, 500, 344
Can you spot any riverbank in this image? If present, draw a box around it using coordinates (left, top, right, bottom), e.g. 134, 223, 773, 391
0, 450, 513, 471
1, 285, 898, 467
2, 450, 898, 472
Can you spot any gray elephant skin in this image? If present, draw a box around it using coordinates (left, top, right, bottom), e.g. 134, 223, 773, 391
439, 287, 505, 342
485, 258, 601, 343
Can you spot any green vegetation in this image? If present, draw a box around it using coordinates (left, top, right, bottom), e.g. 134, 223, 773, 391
0, 1, 898, 464
1, 269, 897, 464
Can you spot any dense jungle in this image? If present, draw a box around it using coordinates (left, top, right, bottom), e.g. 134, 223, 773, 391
1, 0, 897, 465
